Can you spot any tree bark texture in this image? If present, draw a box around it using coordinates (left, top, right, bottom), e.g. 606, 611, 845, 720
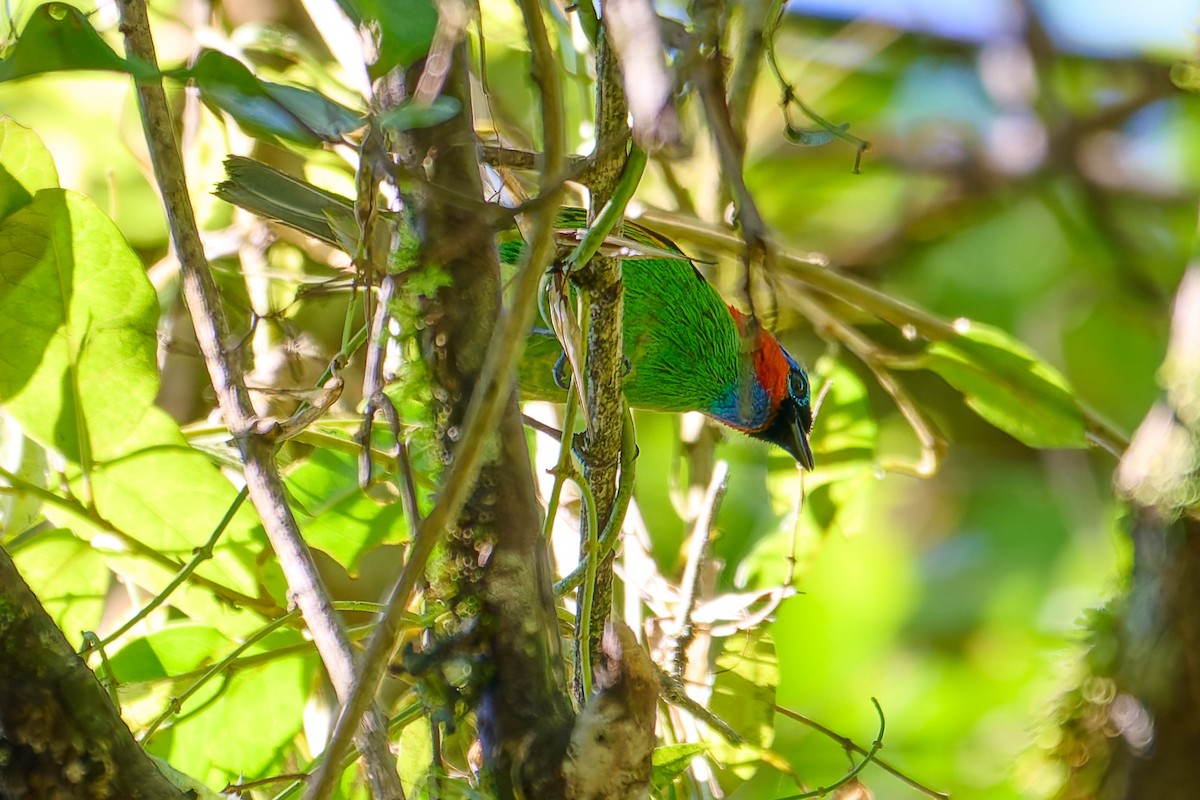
573, 32, 631, 699
403, 51, 573, 798
1090, 267, 1200, 800
0, 545, 186, 800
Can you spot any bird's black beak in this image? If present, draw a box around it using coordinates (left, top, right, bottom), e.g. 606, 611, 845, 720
787, 410, 815, 472
754, 398, 815, 471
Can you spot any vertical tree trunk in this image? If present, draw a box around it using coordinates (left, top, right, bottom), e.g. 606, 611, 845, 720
1094, 267, 1200, 799
401, 49, 574, 799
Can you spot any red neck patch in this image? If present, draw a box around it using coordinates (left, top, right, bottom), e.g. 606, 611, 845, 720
729, 306, 790, 406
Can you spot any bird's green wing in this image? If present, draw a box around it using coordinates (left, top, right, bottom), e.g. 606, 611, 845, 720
517, 328, 569, 403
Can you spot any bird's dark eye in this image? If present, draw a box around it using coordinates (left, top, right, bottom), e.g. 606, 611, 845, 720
789, 370, 810, 402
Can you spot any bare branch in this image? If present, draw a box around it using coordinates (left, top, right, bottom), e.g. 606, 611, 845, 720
113, 2, 401, 796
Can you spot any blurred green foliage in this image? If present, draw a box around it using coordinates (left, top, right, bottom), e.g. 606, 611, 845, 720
0, 0, 1194, 797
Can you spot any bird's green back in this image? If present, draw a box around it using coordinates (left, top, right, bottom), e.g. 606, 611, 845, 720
513, 223, 746, 414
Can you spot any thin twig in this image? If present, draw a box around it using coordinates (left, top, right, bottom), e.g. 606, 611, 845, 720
356, 273, 396, 489
79, 487, 250, 657
554, 409, 637, 596
775, 698, 885, 800
113, 2, 401, 796
793, 293, 945, 477
775, 704, 949, 800
669, 461, 729, 677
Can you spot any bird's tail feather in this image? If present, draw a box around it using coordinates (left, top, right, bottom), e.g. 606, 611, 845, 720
215, 156, 355, 248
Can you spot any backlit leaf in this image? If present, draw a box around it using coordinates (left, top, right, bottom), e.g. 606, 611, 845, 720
0, 118, 59, 220
918, 322, 1087, 448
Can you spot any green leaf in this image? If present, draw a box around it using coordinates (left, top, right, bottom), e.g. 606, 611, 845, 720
918, 322, 1088, 448
86, 411, 264, 599
377, 97, 461, 132
397, 714, 436, 798
0, 187, 270, 638
260, 82, 364, 140
0, 3, 155, 82
108, 623, 231, 684
708, 632, 778, 790
11, 529, 108, 644
0, 189, 160, 464
147, 650, 312, 783
285, 448, 407, 572
807, 356, 877, 471
184, 50, 361, 145
651, 743, 707, 790
340, 0, 438, 77
0, 118, 59, 220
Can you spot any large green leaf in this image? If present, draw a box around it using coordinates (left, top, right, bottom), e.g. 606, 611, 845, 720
86, 410, 264, 598
0, 3, 155, 82
917, 323, 1088, 448
0, 118, 59, 220
285, 447, 407, 572
147, 651, 312, 785
0, 185, 268, 638
0, 189, 160, 464
10, 529, 108, 645
42, 485, 268, 641
108, 622, 232, 684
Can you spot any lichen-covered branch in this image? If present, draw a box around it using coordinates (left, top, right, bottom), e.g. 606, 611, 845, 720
0, 545, 187, 798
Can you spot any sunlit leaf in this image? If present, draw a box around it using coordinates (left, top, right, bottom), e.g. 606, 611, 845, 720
377, 97, 461, 132
917, 323, 1088, 448
0, 118, 59, 220
285, 448, 407, 572
0, 3, 155, 82
108, 623, 231, 684
708, 631, 778, 791
11, 529, 108, 643
0, 189, 159, 464
147, 650, 312, 784
85, 411, 264, 599
651, 743, 707, 790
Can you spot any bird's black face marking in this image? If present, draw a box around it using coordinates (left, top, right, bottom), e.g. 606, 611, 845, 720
752, 366, 815, 470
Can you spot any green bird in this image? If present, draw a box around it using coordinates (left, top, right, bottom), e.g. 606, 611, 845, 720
216, 157, 815, 468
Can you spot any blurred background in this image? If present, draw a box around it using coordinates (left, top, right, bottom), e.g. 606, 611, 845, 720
2, 0, 1198, 797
